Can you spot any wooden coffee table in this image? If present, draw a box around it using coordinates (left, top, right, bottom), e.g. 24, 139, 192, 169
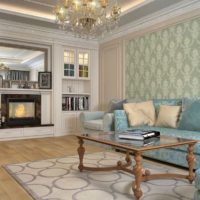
76, 132, 197, 200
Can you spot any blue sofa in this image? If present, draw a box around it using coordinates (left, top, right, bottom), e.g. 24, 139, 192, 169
80, 98, 200, 169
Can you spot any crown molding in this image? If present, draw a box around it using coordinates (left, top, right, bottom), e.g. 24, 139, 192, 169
0, 19, 99, 50
100, 0, 200, 44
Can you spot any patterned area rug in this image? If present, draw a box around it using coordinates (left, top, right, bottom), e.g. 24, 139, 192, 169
4, 151, 195, 200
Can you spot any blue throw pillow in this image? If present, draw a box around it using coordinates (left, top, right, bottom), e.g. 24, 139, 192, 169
182, 97, 200, 112
114, 110, 129, 132
178, 100, 200, 131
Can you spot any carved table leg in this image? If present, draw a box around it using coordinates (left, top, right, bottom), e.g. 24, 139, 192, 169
77, 138, 85, 172
125, 151, 131, 164
187, 143, 195, 183
132, 152, 143, 200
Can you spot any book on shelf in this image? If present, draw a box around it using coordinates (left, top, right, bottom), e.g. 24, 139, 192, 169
118, 130, 160, 141
62, 95, 89, 111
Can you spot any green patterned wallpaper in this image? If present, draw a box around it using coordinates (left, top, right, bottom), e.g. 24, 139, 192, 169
125, 17, 200, 99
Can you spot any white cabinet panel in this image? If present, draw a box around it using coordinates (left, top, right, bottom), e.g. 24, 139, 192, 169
61, 112, 77, 133
23, 127, 54, 137
0, 128, 23, 138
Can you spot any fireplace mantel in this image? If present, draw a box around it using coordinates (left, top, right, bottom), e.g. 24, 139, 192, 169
0, 88, 52, 95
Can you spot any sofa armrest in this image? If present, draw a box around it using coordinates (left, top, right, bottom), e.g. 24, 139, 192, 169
103, 113, 114, 132
195, 169, 200, 190
79, 111, 105, 122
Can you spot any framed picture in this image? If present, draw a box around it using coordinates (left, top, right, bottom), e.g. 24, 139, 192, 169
38, 72, 52, 89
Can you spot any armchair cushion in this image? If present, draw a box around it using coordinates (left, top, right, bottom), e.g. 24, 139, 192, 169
80, 111, 105, 122
83, 119, 103, 131
103, 113, 114, 131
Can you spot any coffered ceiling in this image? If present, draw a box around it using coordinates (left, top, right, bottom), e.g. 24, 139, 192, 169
0, 0, 189, 30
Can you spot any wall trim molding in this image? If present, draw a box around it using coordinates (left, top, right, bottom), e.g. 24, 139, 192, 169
100, 0, 200, 44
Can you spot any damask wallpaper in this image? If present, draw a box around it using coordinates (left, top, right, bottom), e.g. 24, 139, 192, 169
125, 16, 200, 99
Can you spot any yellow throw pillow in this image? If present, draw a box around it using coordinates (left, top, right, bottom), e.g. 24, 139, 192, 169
128, 110, 153, 126
156, 105, 181, 128
123, 101, 155, 126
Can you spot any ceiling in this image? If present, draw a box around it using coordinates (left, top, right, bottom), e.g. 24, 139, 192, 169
0, 0, 188, 30
0, 46, 45, 70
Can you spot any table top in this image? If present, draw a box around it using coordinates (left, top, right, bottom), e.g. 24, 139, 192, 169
77, 132, 197, 152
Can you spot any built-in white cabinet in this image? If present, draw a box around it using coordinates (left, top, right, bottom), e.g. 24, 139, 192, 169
63, 48, 90, 80
61, 47, 97, 134
0, 126, 54, 141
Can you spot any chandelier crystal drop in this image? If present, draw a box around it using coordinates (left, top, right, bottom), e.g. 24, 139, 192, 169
53, 0, 121, 39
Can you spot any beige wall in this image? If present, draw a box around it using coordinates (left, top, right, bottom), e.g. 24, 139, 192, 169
99, 39, 123, 110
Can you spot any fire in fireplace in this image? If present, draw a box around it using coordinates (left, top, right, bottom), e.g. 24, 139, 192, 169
1, 94, 41, 127
9, 100, 35, 119
7, 98, 39, 126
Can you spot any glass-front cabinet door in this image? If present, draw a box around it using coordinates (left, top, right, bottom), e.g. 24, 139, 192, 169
64, 49, 76, 78
78, 51, 89, 79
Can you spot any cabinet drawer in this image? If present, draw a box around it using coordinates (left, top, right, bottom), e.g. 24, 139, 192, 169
23, 127, 54, 137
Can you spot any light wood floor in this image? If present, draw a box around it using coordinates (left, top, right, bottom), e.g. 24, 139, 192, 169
0, 135, 104, 200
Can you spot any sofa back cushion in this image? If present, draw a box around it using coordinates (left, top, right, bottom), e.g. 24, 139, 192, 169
178, 100, 200, 131
156, 105, 181, 128
114, 110, 129, 132
123, 100, 155, 126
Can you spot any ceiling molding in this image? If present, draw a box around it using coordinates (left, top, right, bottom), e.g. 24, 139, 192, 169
0, 19, 99, 49
100, 0, 200, 44
121, 0, 155, 16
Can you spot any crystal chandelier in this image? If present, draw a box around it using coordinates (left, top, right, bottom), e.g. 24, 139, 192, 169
53, 0, 121, 39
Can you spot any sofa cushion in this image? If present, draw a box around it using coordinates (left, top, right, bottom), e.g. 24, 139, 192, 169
84, 119, 103, 131
114, 110, 129, 132
153, 99, 182, 116
107, 99, 127, 113
156, 105, 181, 128
123, 100, 155, 126
178, 100, 200, 131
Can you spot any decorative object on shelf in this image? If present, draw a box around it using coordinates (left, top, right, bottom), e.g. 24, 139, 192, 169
67, 86, 73, 93
0, 75, 3, 88
38, 72, 52, 89
3, 80, 10, 88
0, 63, 9, 71
53, 0, 121, 39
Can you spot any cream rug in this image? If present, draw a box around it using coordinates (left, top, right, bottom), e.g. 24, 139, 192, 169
4, 151, 195, 200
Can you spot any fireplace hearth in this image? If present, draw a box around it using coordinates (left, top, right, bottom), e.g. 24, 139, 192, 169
1, 94, 41, 126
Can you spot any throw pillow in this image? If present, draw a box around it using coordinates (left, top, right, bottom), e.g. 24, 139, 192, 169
107, 99, 127, 113
156, 105, 181, 128
153, 99, 182, 117
178, 100, 200, 131
123, 100, 155, 126
128, 110, 153, 126
114, 110, 129, 132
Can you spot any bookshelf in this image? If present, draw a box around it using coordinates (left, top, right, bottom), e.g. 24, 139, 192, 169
62, 94, 89, 111
61, 47, 92, 133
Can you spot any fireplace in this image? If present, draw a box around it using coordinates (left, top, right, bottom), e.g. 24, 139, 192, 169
1, 94, 41, 126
